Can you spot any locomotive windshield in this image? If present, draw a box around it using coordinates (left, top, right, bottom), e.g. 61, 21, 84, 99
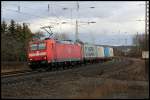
30, 43, 46, 51
38, 43, 46, 50
30, 44, 38, 50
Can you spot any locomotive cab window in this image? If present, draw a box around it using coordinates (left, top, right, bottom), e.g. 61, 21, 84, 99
39, 43, 46, 50
30, 44, 38, 50
30, 43, 46, 51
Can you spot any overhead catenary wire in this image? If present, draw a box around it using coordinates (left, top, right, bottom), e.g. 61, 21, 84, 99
3, 2, 145, 23
2, 8, 64, 28
3, 8, 53, 21
2, 2, 145, 35
3, 6, 61, 21
2, 2, 97, 21
2, 2, 64, 25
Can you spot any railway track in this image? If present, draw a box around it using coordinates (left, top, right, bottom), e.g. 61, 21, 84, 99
1, 65, 77, 79
1, 58, 113, 77
1, 70, 37, 78
1, 57, 127, 84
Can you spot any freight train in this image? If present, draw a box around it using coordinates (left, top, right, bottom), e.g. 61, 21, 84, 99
27, 38, 114, 70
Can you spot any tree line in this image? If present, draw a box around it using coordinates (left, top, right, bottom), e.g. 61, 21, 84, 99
1, 20, 33, 62
1, 20, 71, 62
127, 33, 149, 57
133, 33, 149, 51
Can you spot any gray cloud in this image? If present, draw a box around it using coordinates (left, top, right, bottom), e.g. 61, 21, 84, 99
1, 1, 145, 46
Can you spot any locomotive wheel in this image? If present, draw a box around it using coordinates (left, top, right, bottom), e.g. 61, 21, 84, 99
51, 66, 56, 71
37, 68, 46, 72
66, 62, 70, 69
46, 66, 52, 71
29, 65, 38, 70
63, 64, 67, 70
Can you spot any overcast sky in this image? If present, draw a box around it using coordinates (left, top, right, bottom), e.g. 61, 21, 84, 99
1, 1, 146, 46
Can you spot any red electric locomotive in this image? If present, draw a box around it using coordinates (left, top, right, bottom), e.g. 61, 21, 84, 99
28, 38, 83, 70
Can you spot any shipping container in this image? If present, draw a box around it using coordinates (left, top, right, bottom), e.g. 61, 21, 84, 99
109, 47, 114, 57
97, 46, 105, 58
104, 47, 110, 57
82, 44, 97, 59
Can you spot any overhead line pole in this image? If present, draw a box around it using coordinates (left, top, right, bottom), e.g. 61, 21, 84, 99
145, 1, 149, 51
75, 1, 79, 42
145, 1, 149, 80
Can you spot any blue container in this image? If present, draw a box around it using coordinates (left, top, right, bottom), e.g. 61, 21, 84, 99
104, 47, 110, 57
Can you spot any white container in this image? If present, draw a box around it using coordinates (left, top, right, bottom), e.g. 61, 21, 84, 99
109, 47, 114, 57
97, 46, 105, 58
83, 44, 97, 59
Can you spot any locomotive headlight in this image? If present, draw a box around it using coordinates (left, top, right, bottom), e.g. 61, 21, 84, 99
43, 56, 47, 60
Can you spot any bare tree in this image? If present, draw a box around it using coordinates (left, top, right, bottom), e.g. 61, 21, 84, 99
129, 33, 149, 57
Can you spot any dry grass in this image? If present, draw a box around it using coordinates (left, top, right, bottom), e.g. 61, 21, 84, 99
68, 78, 148, 99
1, 62, 29, 73
101, 58, 147, 81
67, 79, 128, 99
